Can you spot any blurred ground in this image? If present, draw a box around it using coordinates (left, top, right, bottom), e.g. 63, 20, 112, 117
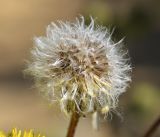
0, 0, 160, 137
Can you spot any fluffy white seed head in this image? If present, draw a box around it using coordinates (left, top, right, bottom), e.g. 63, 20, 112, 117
26, 17, 131, 116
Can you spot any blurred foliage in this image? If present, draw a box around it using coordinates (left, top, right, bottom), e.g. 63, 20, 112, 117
130, 83, 160, 120
84, 1, 112, 25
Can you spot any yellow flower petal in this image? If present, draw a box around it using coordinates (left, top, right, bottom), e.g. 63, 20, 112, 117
0, 128, 45, 137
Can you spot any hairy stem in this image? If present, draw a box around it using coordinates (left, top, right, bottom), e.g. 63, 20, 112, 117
66, 112, 80, 137
143, 116, 160, 137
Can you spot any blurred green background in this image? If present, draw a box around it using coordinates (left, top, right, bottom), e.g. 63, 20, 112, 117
0, 0, 160, 137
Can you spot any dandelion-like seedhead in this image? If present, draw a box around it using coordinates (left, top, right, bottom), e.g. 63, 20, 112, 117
26, 17, 131, 116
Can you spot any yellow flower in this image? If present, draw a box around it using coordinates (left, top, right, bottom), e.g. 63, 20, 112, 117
0, 131, 5, 137
0, 129, 45, 137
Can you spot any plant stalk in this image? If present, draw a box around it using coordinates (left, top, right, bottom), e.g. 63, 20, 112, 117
66, 112, 80, 137
143, 116, 160, 137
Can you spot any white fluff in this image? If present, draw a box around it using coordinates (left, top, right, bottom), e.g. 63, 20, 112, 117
27, 16, 131, 116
